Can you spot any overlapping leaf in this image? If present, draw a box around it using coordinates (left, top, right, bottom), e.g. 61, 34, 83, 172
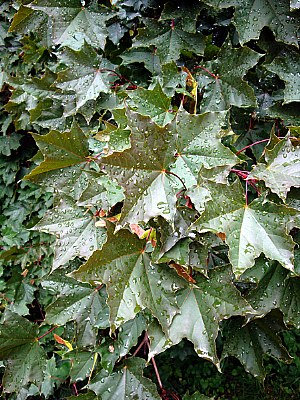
0, 311, 47, 393
264, 50, 300, 104
41, 273, 109, 346
222, 311, 292, 380
195, 43, 262, 111
250, 137, 300, 200
33, 196, 106, 270
28, 0, 112, 50
148, 266, 255, 366
88, 357, 160, 399
24, 122, 90, 199
100, 109, 178, 227
133, 18, 205, 64
171, 109, 239, 183
192, 180, 299, 276
72, 224, 185, 332
56, 44, 114, 114
126, 83, 174, 126
206, 0, 299, 46
246, 262, 300, 328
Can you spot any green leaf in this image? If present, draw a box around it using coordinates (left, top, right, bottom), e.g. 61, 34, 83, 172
172, 109, 239, 183
24, 122, 90, 200
161, 0, 203, 33
0, 311, 47, 393
196, 43, 262, 111
78, 172, 124, 210
148, 266, 255, 367
133, 18, 205, 64
192, 180, 299, 276
72, 223, 185, 332
41, 273, 109, 346
207, 0, 299, 46
98, 313, 147, 373
222, 311, 292, 380
249, 138, 300, 200
33, 196, 106, 269
68, 350, 96, 382
88, 357, 160, 399
183, 392, 214, 400
126, 84, 174, 126
28, 0, 112, 50
246, 262, 300, 329
264, 50, 300, 104
56, 44, 114, 114
101, 110, 178, 227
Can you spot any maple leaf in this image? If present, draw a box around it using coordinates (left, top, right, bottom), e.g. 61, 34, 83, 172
222, 311, 292, 380
133, 18, 205, 64
246, 261, 300, 329
72, 223, 185, 332
55, 44, 115, 114
32, 196, 107, 270
206, 0, 299, 46
171, 109, 239, 185
148, 266, 255, 367
100, 109, 178, 227
249, 137, 300, 200
88, 357, 160, 399
0, 311, 47, 393
195, 43, 262, 111
41, 273, 109, 346
28, 0, 112, 50
24, 122, 90, 200
192, 180, 299, 276
264, 50, 300, 104
126, 83, 174, 126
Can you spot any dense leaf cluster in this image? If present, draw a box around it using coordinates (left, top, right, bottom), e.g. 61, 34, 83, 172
0, 0, 300, 398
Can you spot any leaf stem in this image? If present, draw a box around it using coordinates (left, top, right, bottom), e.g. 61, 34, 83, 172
145, 333, 163, 391
164, 170, 187, 191
236, 136, 289, 155
37, 325, 58, 341
193, 65, 219, 79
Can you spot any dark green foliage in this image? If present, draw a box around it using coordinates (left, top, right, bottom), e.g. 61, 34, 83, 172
0, 0, 300, 398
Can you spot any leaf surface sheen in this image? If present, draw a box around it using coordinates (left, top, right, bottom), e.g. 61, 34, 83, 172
207, 0, 299, 46
250, 138, 300, 200
148, 266, 255, 366
192, 180, 299, 275
72, 224, 185, 332
29, 0, 112, 50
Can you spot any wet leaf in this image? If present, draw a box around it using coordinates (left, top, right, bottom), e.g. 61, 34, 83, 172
72, 223, 185, 333
222, 311, 292, 381
264, 50, 300, 104
24, 122, 90, 200
0, 311, 47, 393
28, 0, 112, 50
207, 0, 299, 46
148, 266, 255, 367
192, 180, 299, 276
249, 137, 300, 200
133, 18, 205, 64
41, 273, 109, 346
88, 357, 160, 399
33, 196, 106, 270
195, 43, 262, 111
246, 262, 300, 329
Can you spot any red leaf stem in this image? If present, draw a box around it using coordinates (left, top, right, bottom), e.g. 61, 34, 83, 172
37, 325, 58, 341
193, 65, 219, 79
